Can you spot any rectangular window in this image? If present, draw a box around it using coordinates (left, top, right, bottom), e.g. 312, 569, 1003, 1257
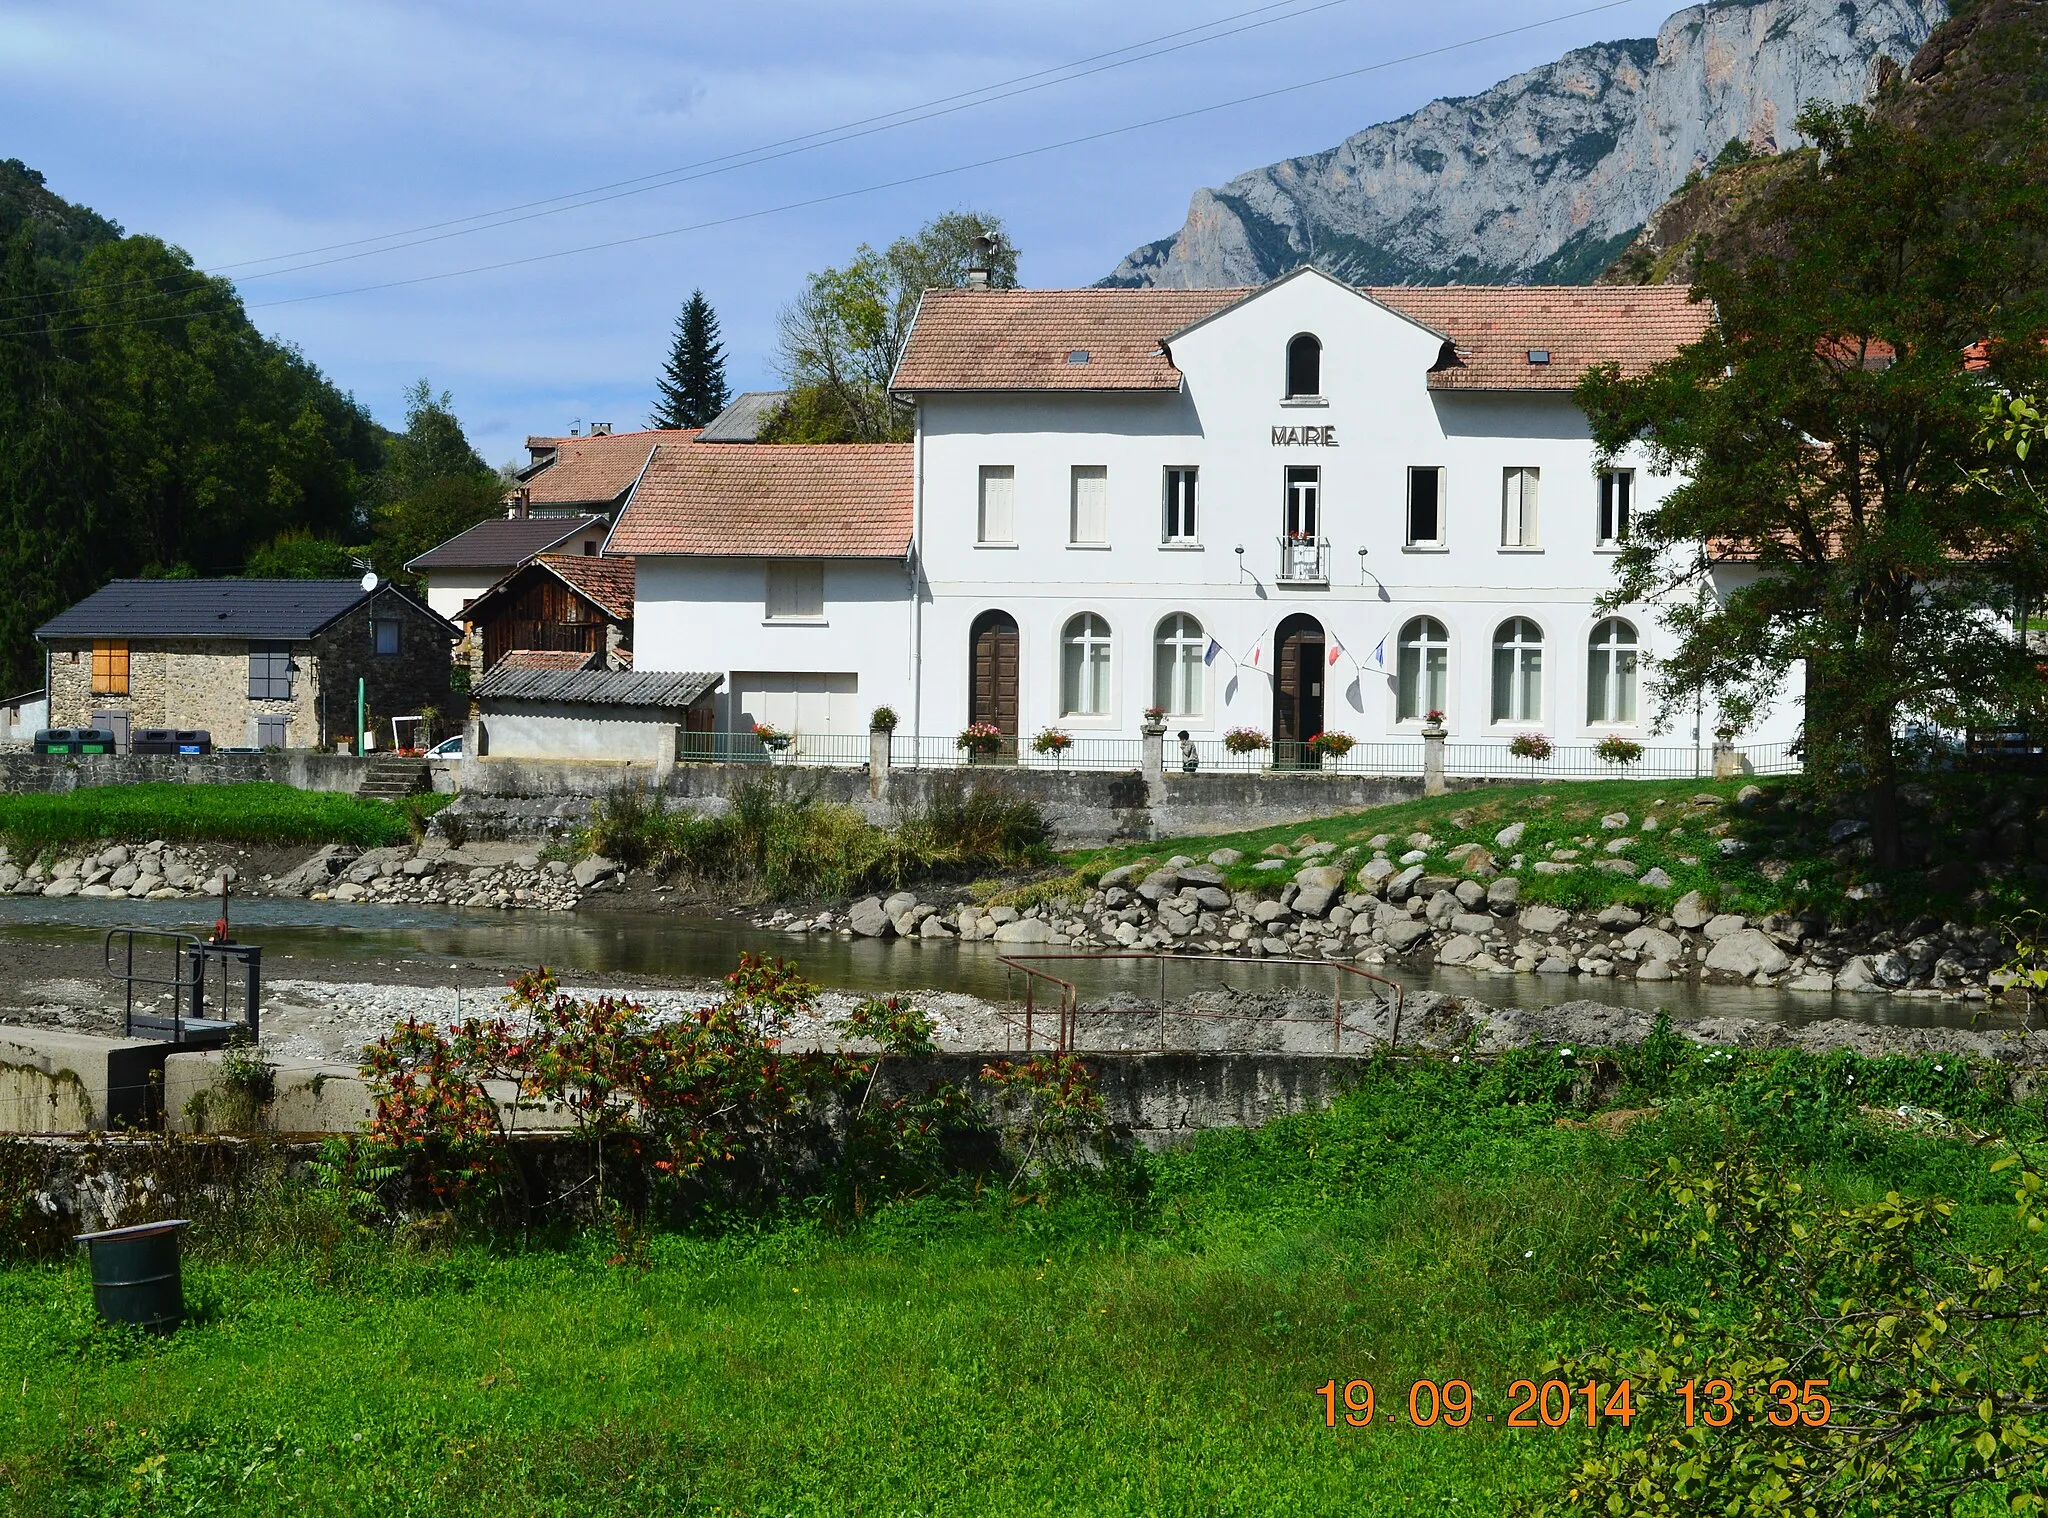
1284, 466, 1320, 538
1163, 467, 1198, 543
765, 563, 825, 621
90, 640, 129, 696
247, 642, 294, 700
1070, 465, 1108, 544
977, 465, 1015, 544
1502, 467, 1540, 548
1407, 466, 1444, 546
371, 618, 401, 656
1598, 468, 1633, 547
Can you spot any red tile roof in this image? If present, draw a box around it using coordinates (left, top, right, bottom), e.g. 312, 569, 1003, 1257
890, 282, 1712, 394
892, 288, 1248, 391
493, 648, 599, 673
522, 429, 700, 508
533, 552, 635, 620
607, 443, 913, 558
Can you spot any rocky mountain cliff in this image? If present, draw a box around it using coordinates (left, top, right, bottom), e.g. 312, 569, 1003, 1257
1103, 0, 1946, 288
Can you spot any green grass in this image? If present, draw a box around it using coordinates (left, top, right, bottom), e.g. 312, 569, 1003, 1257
0, 1046, 2032, 1515
0, 783, 450, 855
1024, 772, 2043, 924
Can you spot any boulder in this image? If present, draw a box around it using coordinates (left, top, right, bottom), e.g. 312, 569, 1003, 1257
1399, 849, 1429, 865
1595, 904, 1643, 928
1834, 956, 1882, 992
1671, 891, 1712, 930
1533, 862, 1578, 876
1451, 912, 1496, 936
1358, 858, 1397, 889
1098, 864, 1140, 889
1635, 960, 1676, 981
1494, 821, 1526, 849
1454, 879, 1487, 908
1623, 926, 1682, 962
1253, 900, 1292, 925
1436, 934, 1482, 966
1872, 950, 1912, 987
1518, 905, 1570, 935
993, 918, 1052, 945
1536, 956, 1571, 974
108, 863, 138, 891
1702, 913, 1748, 940
1178, 863, 1225, 886
1486, 876, 1522, 909
1136, 870, 1180, 902
1299, 842, 1338, 859
1293, 885, 1338, 918
1600, 812, 1629, 830
918, 914, 956, 940
1785, 971, 1835, 991
1387, 864, 1426, 900
1195, 886, 1232, 910
97, 845, 130, 868
571, 855, 619, 889
1294, 864, 1347, 891
1703, 930, 1791, 977
1157, 905, 1195, 937
331, 882, 368, 903
849, 898, 895, 937
1383, 919, 1431, 950
1594, 859, 1640, 876
883, 890, 919, 918
1207, 849, 1243, 867
1639, 867, 1675, 890
1253, 859, 1290, 872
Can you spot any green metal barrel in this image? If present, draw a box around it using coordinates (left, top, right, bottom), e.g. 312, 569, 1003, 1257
74, 1219, 190, 1331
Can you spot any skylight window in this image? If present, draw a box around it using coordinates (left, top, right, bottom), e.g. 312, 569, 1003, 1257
1066, 350, 1091, 365
1527, 349, 1551, 365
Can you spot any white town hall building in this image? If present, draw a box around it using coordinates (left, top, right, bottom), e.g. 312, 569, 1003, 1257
611, 268, 1802, 766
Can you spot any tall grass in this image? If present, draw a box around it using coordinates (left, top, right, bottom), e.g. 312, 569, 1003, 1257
0, 783, 448, 855
586, 776, 1050, 899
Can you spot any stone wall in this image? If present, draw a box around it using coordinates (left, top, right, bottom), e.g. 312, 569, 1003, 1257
309, 591, 459, 749
48, 637, 317, 746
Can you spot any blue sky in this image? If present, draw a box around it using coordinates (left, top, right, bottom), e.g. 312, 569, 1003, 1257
1, 0, 1674, 465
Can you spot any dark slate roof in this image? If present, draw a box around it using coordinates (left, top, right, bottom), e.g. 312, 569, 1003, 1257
473, 666, 721, 708
35, 579, 455, 641
404, 514, 605, 572
696, 390, 789, 442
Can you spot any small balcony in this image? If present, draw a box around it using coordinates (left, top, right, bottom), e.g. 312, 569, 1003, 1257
1275, 534, 1330, 586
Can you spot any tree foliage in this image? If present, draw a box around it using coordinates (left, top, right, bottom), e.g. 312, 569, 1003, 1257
649, 288, 731, 429
366, 379, 503, 580
766, 210, 1018, 443
1578, 103, 2048, 869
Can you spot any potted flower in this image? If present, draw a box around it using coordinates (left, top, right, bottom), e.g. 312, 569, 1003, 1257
1032, 726, 1073, 758
1595, 733, 1645, 768
1508, 731, 1553, 761
1421, 707, 1447, 738
1222, 727, 1270, 754
1307, 730, 1355, 760
957, 721, 1005, 761
869, 705, 899, 733
1141, 705, 1168, 738
752, 722, 792, 755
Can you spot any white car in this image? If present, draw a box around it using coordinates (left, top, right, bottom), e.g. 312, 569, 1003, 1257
426, 735, 463, 761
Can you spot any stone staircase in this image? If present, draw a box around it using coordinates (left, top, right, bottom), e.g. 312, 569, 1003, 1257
356, 757, 431, 799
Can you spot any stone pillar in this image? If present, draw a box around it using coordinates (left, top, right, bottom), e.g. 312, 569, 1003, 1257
1141, 721, 1167, 802
869, 728, 892, 800
1711, 740, 1749, 780
654, 724, 680, 788
1422, 724, 1447, 797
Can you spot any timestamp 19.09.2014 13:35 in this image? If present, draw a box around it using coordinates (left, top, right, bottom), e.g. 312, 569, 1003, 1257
1314, 1378, 1834, 1431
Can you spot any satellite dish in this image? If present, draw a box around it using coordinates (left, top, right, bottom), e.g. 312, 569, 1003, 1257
360, 571, 379, 592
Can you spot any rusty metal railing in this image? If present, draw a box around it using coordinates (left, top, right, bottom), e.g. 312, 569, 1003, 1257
993, 950, 1403, 1055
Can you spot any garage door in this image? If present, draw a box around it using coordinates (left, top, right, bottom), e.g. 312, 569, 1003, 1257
730, 672, 860, 735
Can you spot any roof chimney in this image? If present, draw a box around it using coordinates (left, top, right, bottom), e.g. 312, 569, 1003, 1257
590, 421, 613, 436
965, 232, 995, 289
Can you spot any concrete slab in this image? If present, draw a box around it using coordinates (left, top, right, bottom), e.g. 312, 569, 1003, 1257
0, 1027, 167, 1133
164, 1050, 575, 1135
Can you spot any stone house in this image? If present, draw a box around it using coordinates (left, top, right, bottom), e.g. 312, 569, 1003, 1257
37, 579, 460, 751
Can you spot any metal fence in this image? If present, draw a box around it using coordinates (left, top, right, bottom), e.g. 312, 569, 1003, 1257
675, 731, 1801, 780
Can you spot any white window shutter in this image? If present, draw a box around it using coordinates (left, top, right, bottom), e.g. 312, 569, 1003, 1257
979, 466, 1014, 543
1071, 466, 1108, 544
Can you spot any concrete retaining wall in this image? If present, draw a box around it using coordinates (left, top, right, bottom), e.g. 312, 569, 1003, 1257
450, 757, 1434, 846
0, 1028, 167, 1133
0, 752, 460, 796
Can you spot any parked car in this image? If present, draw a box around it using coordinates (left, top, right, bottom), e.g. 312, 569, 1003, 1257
426, 735, 463, 760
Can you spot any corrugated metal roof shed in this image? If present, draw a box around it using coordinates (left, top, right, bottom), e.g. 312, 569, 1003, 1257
473, 666, 720, 707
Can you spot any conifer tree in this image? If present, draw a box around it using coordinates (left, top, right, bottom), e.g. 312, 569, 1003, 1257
650, 289, 731, 429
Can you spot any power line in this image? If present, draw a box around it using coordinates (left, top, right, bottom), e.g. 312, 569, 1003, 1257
9, 0, 1656, 343
0, 0, 1350, 319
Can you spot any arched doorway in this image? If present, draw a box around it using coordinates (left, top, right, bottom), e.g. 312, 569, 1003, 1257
969, 610, 1019, 755
1273, 613, 1325, 765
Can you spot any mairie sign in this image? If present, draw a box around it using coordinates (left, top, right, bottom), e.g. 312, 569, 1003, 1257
1271, 425, 1338, 446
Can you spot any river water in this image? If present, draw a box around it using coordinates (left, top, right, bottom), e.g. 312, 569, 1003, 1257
0, 895, 2025, 1035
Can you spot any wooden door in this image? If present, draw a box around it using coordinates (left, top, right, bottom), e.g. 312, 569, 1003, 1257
970, 612, 1020, 740
1273, 614, 1325, 763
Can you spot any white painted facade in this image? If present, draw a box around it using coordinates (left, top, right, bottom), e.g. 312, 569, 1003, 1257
633, 271, 1801, 752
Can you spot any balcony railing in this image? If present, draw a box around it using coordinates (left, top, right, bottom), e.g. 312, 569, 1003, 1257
1276, 534, 1330, 584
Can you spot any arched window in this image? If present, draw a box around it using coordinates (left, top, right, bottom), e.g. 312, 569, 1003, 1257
1285, 333, 1321, 399
1153, 614, 1206, 718
1396, 617, 1449, 722
1491, 618, 1544, 723
1061, 613, 1112, 716
1586, 618, 1638, 724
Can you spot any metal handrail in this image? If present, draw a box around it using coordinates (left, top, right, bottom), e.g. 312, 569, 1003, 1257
103, 928, 200, 1043
994, 950, 1403, 1055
